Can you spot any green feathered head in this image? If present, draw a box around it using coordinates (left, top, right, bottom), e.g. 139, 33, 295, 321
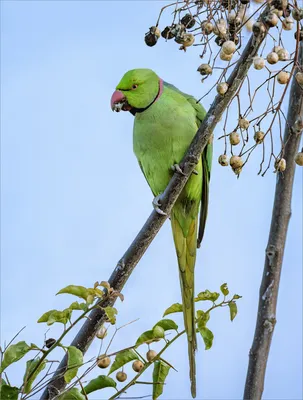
111, 69, 162, 114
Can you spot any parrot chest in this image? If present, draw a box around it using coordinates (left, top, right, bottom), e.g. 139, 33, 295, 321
133, 96, 198, 196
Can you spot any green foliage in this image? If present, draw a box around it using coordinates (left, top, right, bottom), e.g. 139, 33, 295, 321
69, 302, 88, 312
103, 306, 118, 324
0, 341, 35, 373
153, 319, 178, 332
195, 290, 220, 302
64, 346, 84, 383
196, 310, 210, 330
59, 388, 86, 400
108, 349, 139, 375
220, 283, 229, 296
83, 375, 117, 395
0, 384, 19, 400
57, 285, 103, 305
135, 330, 161, 346
198, 327, 214, 350
23, 357, 46, 393
162, 303, 183, 317
152, 360, 170, 400
228, 301, 238, 321
38, 309, 72, 325
153, 325, 165, 339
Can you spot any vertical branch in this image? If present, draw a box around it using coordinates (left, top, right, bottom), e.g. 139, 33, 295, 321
244, 42, 303, 400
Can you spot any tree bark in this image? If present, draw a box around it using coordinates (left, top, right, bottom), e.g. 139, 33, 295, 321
40, 9, 272, 399
243, 42, 303, 400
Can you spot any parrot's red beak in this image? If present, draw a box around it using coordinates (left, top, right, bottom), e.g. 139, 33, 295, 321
111, 90, 131, 112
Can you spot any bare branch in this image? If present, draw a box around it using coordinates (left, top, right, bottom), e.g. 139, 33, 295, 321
40, 7, 271, 399
244, 41, 303, 400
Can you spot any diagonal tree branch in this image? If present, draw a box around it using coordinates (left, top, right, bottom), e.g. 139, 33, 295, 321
244, 42, 303, 400
40, 9, 271, 399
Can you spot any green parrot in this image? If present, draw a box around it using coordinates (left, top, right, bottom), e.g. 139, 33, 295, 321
111, 69, 212, 398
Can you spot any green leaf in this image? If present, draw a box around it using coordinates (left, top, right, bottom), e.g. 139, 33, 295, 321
162, 303, 183, 317
83, 375, 117, 395
195, 290, 220, 302
59, 388, 86, 400
38, 309, 72, 326
0, 341, 32, 373
0, 384, 19, 400
69, 302, 88, 312
198, 327, 214, 350
37, 309, 57, 323
152, 360, 170, 400
153, 319, 178, 332
153, 325, 165, 339
57, 285, 90, 301
108, 349, 139, 375
196, 310, 210, 331
135, 330, 161, 346
220, 283, 229, 296
228, 301, 238, 321
64, 346, 83, 383
103, 306, 117, 324
23, 358, 46, 393
233, 294, 242, 300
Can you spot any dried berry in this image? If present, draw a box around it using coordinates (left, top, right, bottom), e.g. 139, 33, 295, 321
295, 72, 303, 85
230, 155, 243, 173
277, 48, 290, 61
97, 356, 111, 369
181, 14, 196, 29
96, 326, 107, 339
116, 371, 127, 382
145, 32, 158, 47
45, 338, 56, 349
132, 360, 144, 372
277, 71, 290, 84
253, 21, 266, 36
146, 350, 157, 362
282, 17, 294, 30
274, 158, 286, 172
198, 64, 213, 76
295, 152, 303, 166
217, 82, 229, 95
161, 26, 175, 40
218, 154, 229, 166
254, 131, 265, 144
267, 51, 279, 64
292, 7, 303, 21
229, 131, 240, 145
253, 56, 265, 70
239, 118, 250, 130
201, 21, 214, 35
265, 12, 279, 27
222, 40, 236, 55
220, 50, 233, 61
271, 0, 288, 11
294, 29, 303, 41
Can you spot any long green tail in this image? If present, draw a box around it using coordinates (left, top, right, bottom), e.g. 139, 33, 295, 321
171, 210, 198, 398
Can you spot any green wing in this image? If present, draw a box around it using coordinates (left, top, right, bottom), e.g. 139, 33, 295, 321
164, 81, 212, 247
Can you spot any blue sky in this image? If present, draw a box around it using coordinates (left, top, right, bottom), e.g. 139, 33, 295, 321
1, 1, 302, 399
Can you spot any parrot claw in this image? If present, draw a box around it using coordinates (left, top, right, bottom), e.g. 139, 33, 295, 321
171, 164, 198, 176
152, 194, 167, 216
171, 163, 186, 176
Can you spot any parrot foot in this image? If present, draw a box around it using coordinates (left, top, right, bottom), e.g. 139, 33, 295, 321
152, 194, 167, 216
171, 163, 185, 175
171, 164, 198, 176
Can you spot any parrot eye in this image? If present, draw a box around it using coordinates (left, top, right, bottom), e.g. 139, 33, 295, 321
132, 84, 138, 90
